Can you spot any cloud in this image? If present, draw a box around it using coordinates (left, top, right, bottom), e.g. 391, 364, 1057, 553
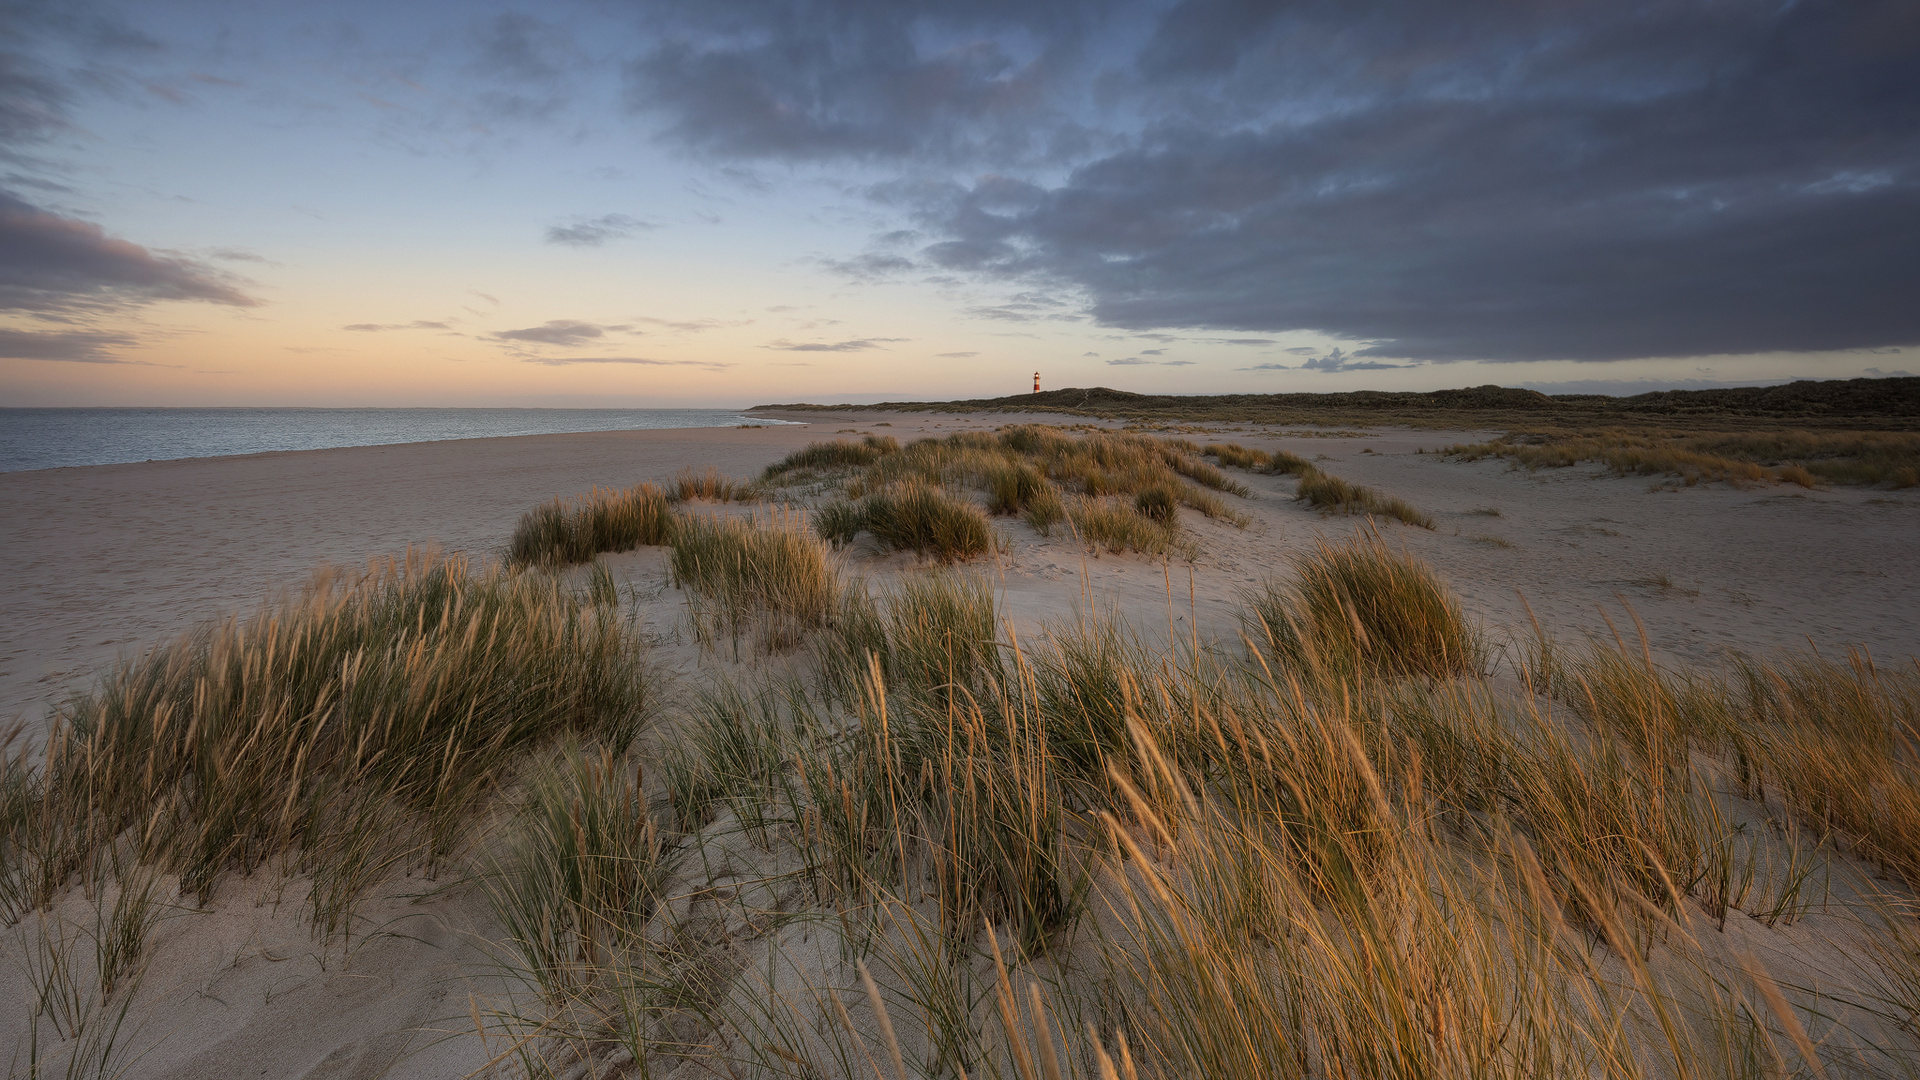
632, 315, 738, 332
545, 214, 655, 247
821, 252, 918, 279
1106, 357, 1149, 366
880, 0, 1920, 362
1864, 367, 1916, 378
344, 320, 451, 332
1240, 362, 1290, 371
519, 355, 732, 369
493, 319, 626, 346
0, 190, 258, 314
966, 290, 1083, 322
620, 2, 1092, 164
0, 327, 141, 362
1300, 348, 1408, 373
469, 13, 581, 122
937, 351, 979, 358
762, 337, 907, 352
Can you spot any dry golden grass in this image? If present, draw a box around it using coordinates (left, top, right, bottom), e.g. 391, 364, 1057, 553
814, 482, 995, 562
762, 426, 1265, 556
17, 479, 1920, 1079
669, 509, 839, 652
1, 550, 648, 944
1446, 428, 1920, 488
508, 483, 673, 566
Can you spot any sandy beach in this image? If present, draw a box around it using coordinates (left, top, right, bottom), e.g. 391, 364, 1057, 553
4, 412, 1918, 1078
7, 411, 1915, 731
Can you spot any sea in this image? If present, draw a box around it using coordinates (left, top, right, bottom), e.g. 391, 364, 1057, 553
0, 407, 801, 473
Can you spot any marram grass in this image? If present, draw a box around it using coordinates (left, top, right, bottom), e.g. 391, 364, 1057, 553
1, 549, 650, 941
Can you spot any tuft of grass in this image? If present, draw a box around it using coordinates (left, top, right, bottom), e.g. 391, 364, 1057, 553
984, 460, 1055, 516
487, 742, 673, 998
816, 482, 994, 562
1737, 650, 1920, 892
1069, 496, 1185, 556
1247, 529, 1481, 680
670, 466, 752, 503
1, 551, 650, 939
508, 483, 673, 566
1133, 484, 1179, 525
671, 510, 838, 650
1295, 471, 1435, 528
761, 435, 899, 480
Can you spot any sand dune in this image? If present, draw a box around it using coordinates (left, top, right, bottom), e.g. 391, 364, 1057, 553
3, 412, 1916, 1078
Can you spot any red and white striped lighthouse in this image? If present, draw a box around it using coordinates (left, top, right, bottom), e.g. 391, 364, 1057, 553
1033, 371, 1041, 393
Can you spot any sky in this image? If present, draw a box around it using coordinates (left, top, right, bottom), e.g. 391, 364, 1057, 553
1, 0, 1916, 408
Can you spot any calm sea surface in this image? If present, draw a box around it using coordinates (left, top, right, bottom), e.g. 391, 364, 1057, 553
0, 408, 799, 473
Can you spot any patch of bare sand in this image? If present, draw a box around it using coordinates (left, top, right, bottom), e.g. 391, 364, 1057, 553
3, 410, 1916, 1078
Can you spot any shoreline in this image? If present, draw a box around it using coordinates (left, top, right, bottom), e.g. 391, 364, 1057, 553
0, 406, 809, 476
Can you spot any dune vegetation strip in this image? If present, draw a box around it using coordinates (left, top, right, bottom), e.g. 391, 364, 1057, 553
765, 425, 1258, 558
751, 375, 1920, 430
504, 425, 1432, 572
1203, 439, 1436, 527
1442, 429, 1920, 488
7, 523, 1920, 1076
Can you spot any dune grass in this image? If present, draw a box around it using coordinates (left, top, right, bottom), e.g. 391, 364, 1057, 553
1203, 439, 1433, 527
0, 550, 649, 944
760, 425, 1264, 556
670, 466, 754, 503
16, 479, 1920, 1078
475, 549, 1920, 1078
760, 435, 900, 481
814, 482, 995, 562
1445, 428, 1920, 488
1247, 529, 1482, 680
1068, 495, 1187, 557
1294, 470, 1437, 528
670, 509, 839, 651
508, 483, 674, 566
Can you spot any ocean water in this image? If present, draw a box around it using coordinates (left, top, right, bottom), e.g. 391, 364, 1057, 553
0, 407, 800, 473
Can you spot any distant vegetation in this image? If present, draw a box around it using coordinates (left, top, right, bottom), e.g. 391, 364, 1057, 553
752, 375, 1920, 431
1444, 429, 1920, 488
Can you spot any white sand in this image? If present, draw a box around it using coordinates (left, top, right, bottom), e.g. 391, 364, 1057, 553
2, 410, 1916, 1077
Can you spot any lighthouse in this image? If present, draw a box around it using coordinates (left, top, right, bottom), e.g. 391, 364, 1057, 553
1033, 371, 1040, 394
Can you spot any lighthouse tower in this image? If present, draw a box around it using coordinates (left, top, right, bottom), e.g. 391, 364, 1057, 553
1033, 371, 1041, 394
